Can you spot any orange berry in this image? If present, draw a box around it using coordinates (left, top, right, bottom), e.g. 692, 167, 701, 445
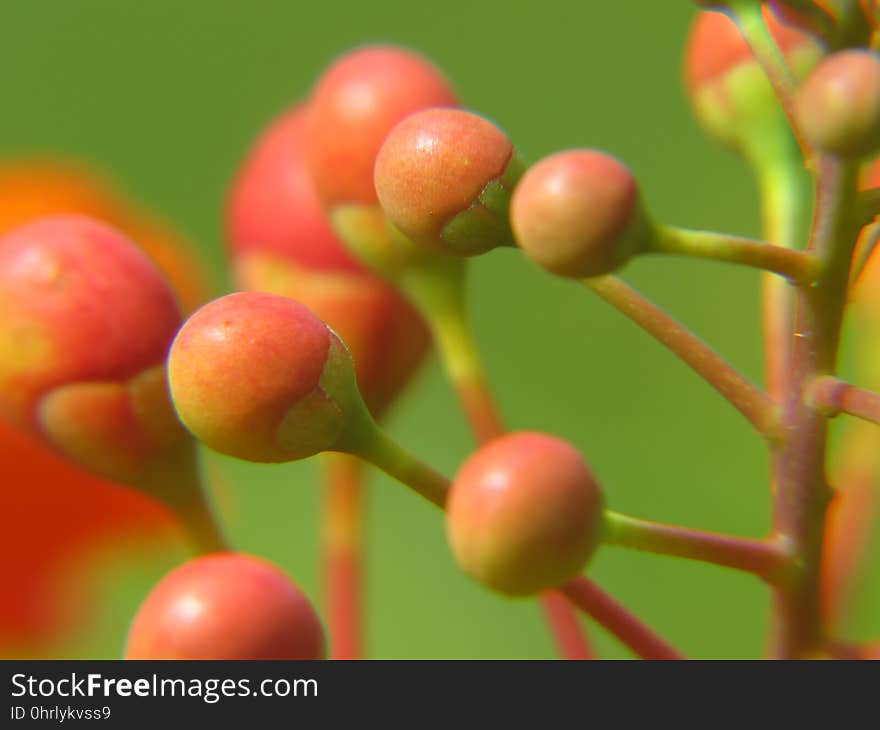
306, 45, 458, 208
446, 432, 604, 596
375, 108, 523, 256
511, 150, 648, 278
125, 553, 325, 660
168, 292, 363, 463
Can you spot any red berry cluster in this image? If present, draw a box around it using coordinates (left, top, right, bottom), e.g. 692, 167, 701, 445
2, 1, 880, 660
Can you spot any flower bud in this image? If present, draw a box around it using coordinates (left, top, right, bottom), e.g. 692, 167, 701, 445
125, 553, 325, 660
510, 150, 650, 278
796, 50, 880, 158
168, 292, 368, 463
306, 45, 458, 208
375, 108, 523, 256
374, 108, 523, 256
446, 431, 604, 596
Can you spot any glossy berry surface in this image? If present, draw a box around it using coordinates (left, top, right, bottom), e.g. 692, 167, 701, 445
375, 107, 521, 255
510, 150, 646, 278
124, 553, 325, 660
168, 292, 356, 463
446, 432, 604, 596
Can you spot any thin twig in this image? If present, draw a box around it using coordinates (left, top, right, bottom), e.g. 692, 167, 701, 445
584, 275, 782, 439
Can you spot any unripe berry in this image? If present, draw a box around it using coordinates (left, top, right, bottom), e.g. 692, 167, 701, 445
0, 215, 189, 488
0, 159, 210, 312
796, 50, 880, 158
226, 104, 429, 417
510, 150, 649, 278
125, 553, 325, 660
446, 432, 604, 596
306, 46, 458, 208
684, 10, 820, 153
168, 292, 366, 463
374, 108, 524, 256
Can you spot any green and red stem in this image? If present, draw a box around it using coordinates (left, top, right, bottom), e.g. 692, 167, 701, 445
160, 452, 231, 555
602, 510, 792, 582
725, 0, 812, 161
651, 225, 818, 283
767, 157, 860, 658
321, 453, 365, 660
754, 159, 812, 404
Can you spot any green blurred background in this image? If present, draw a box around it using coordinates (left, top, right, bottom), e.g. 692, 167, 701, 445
1, 0, 877, 659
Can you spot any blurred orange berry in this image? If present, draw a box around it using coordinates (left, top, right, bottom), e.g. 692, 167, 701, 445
0, 160, 211, 654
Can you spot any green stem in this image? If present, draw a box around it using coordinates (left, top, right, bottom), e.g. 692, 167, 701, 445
429, 296, 504, 444
351, 426, 449, 508
177, 492, 230, 554
651, 225, 818, 283
602, 510, 792, 582
152, 447, 230, 554
727, 0, 812, 162
584, 275, 782, 439
754, 160, 813, 402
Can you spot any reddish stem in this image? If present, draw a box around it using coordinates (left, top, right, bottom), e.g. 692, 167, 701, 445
321, 453, 365, 660
539, 590, 593, 660
451, 372, 505, 445
768, 158, 858, 658
585, 275, 782, 439
560, 576, 684, 660
809, 375, 880, 426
